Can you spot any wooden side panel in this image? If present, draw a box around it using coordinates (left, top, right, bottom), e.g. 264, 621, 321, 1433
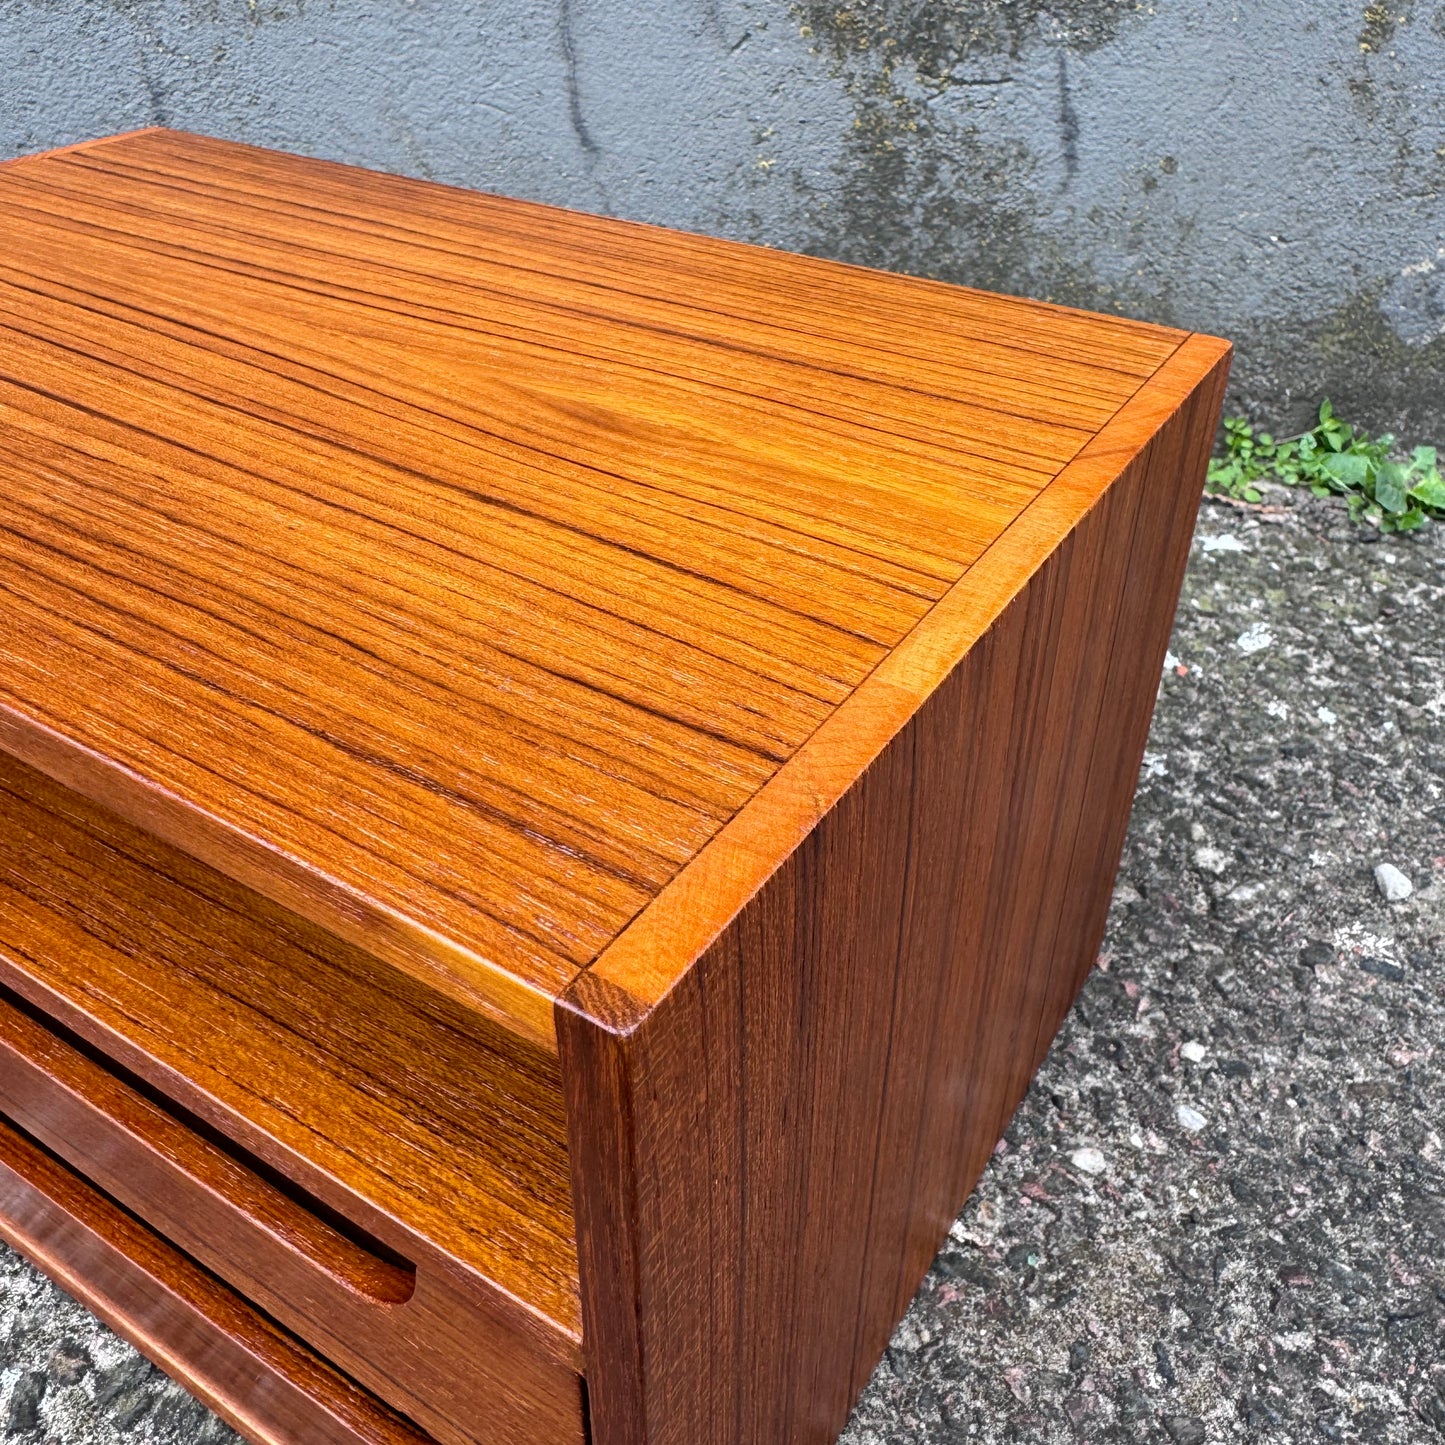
558, 356, 1228, 1445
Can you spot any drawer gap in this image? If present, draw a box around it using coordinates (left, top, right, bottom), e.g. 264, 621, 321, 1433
0, 748, 580, 1335
0, 1110, 442, 1444
0, 974, 418, 1305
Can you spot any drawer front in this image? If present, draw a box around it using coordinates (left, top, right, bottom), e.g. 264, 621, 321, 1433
0, 989, 585, 1445
0, 1113, 436, 1445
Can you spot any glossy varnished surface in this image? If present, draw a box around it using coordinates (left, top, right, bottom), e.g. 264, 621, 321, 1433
0, 128, 1186, 1045
0, 751, 578, 1342
0, 1118, 459, 1445
560, 347, 1230, 1445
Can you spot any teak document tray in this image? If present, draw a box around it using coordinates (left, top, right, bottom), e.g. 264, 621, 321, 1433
0, 129, 1228, 1445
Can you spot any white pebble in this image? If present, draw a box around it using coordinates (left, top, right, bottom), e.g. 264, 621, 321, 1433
1070, 1147, 1107, 1176
1236, 622, 1274, 654
1374, 863, 1414, 902
1176, 1105, 1208, 1133
1227, 880, 1269, 904
1316, 705, 1338, 725
1180, 1041, 1207, 1064
1202, 533, 1247, 553
1193, 845, 1231, 876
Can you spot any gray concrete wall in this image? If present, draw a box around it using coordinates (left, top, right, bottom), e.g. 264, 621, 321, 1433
2, 1, 1442, 440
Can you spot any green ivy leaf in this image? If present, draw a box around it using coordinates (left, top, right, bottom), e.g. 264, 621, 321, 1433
1322, 452, 1369, 489
1408, 472, 1445, 509
1374, 460, 1409, 514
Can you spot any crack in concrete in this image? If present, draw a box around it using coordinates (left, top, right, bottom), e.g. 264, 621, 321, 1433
1057, 48, 1080, 185
557, 0, 597, 158
555, 0, 613, 211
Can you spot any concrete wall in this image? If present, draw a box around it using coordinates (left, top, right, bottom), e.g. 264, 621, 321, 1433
3, 0, 1443, 440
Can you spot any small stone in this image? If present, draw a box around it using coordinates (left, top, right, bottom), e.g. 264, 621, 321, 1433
1112, 881, 1142, 908
91, 1359, 153, 1409
1201, 532, 1247, 553
1004, 1242, 1041, 1271
1070, 1146, 1107, 1176
1154, 1340, 1178, 1385
1068, 1338, 1091, 1373
1317, 705, 1339, 725
1176, 1104, 1207, 1132
1116, 1380, 1153, 1423
1180, 1040, 1207, 1064
1300, 941, 1335, 969
1164, 1417, 1206, 1445
1359, 956, 1406, 982
6, 1371, 46, 1433
114, 1393, 155, 1431
1193, 845, 1231, 876
47, 1340, 91, 1386
1374, 862, 1413, 901
1226, 879, 1268, 903
1236, 622, 1273, 654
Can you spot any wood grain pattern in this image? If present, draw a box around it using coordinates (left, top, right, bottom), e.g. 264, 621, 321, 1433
0, 751, 582, 1445
558, 341, 1230, 1445
0, 128, 1187, 1047
0, 130, 1231, 1445
0, 1116, 449, 1445
0, 750, 576, 1323
583, 336, 1228, 1011
0, 987, 418, 1306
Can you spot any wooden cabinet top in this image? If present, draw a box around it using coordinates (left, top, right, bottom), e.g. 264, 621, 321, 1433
0, 129, 1226, 1050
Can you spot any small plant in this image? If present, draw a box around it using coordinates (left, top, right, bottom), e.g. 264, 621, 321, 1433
1207, 400, 1445, 533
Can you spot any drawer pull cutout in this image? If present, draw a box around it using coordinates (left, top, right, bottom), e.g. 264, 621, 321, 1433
0, 985, 415, 1305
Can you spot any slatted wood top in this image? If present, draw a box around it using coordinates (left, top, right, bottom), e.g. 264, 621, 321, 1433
0, 129, 1196, 1049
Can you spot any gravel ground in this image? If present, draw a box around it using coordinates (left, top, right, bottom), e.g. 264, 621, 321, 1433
1, 494, 1442, 1443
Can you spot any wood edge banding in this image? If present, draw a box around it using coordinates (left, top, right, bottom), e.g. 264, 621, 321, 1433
578, 332, 1233, 1016
0, 128, 171, 171
0, 704, 560, 1054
